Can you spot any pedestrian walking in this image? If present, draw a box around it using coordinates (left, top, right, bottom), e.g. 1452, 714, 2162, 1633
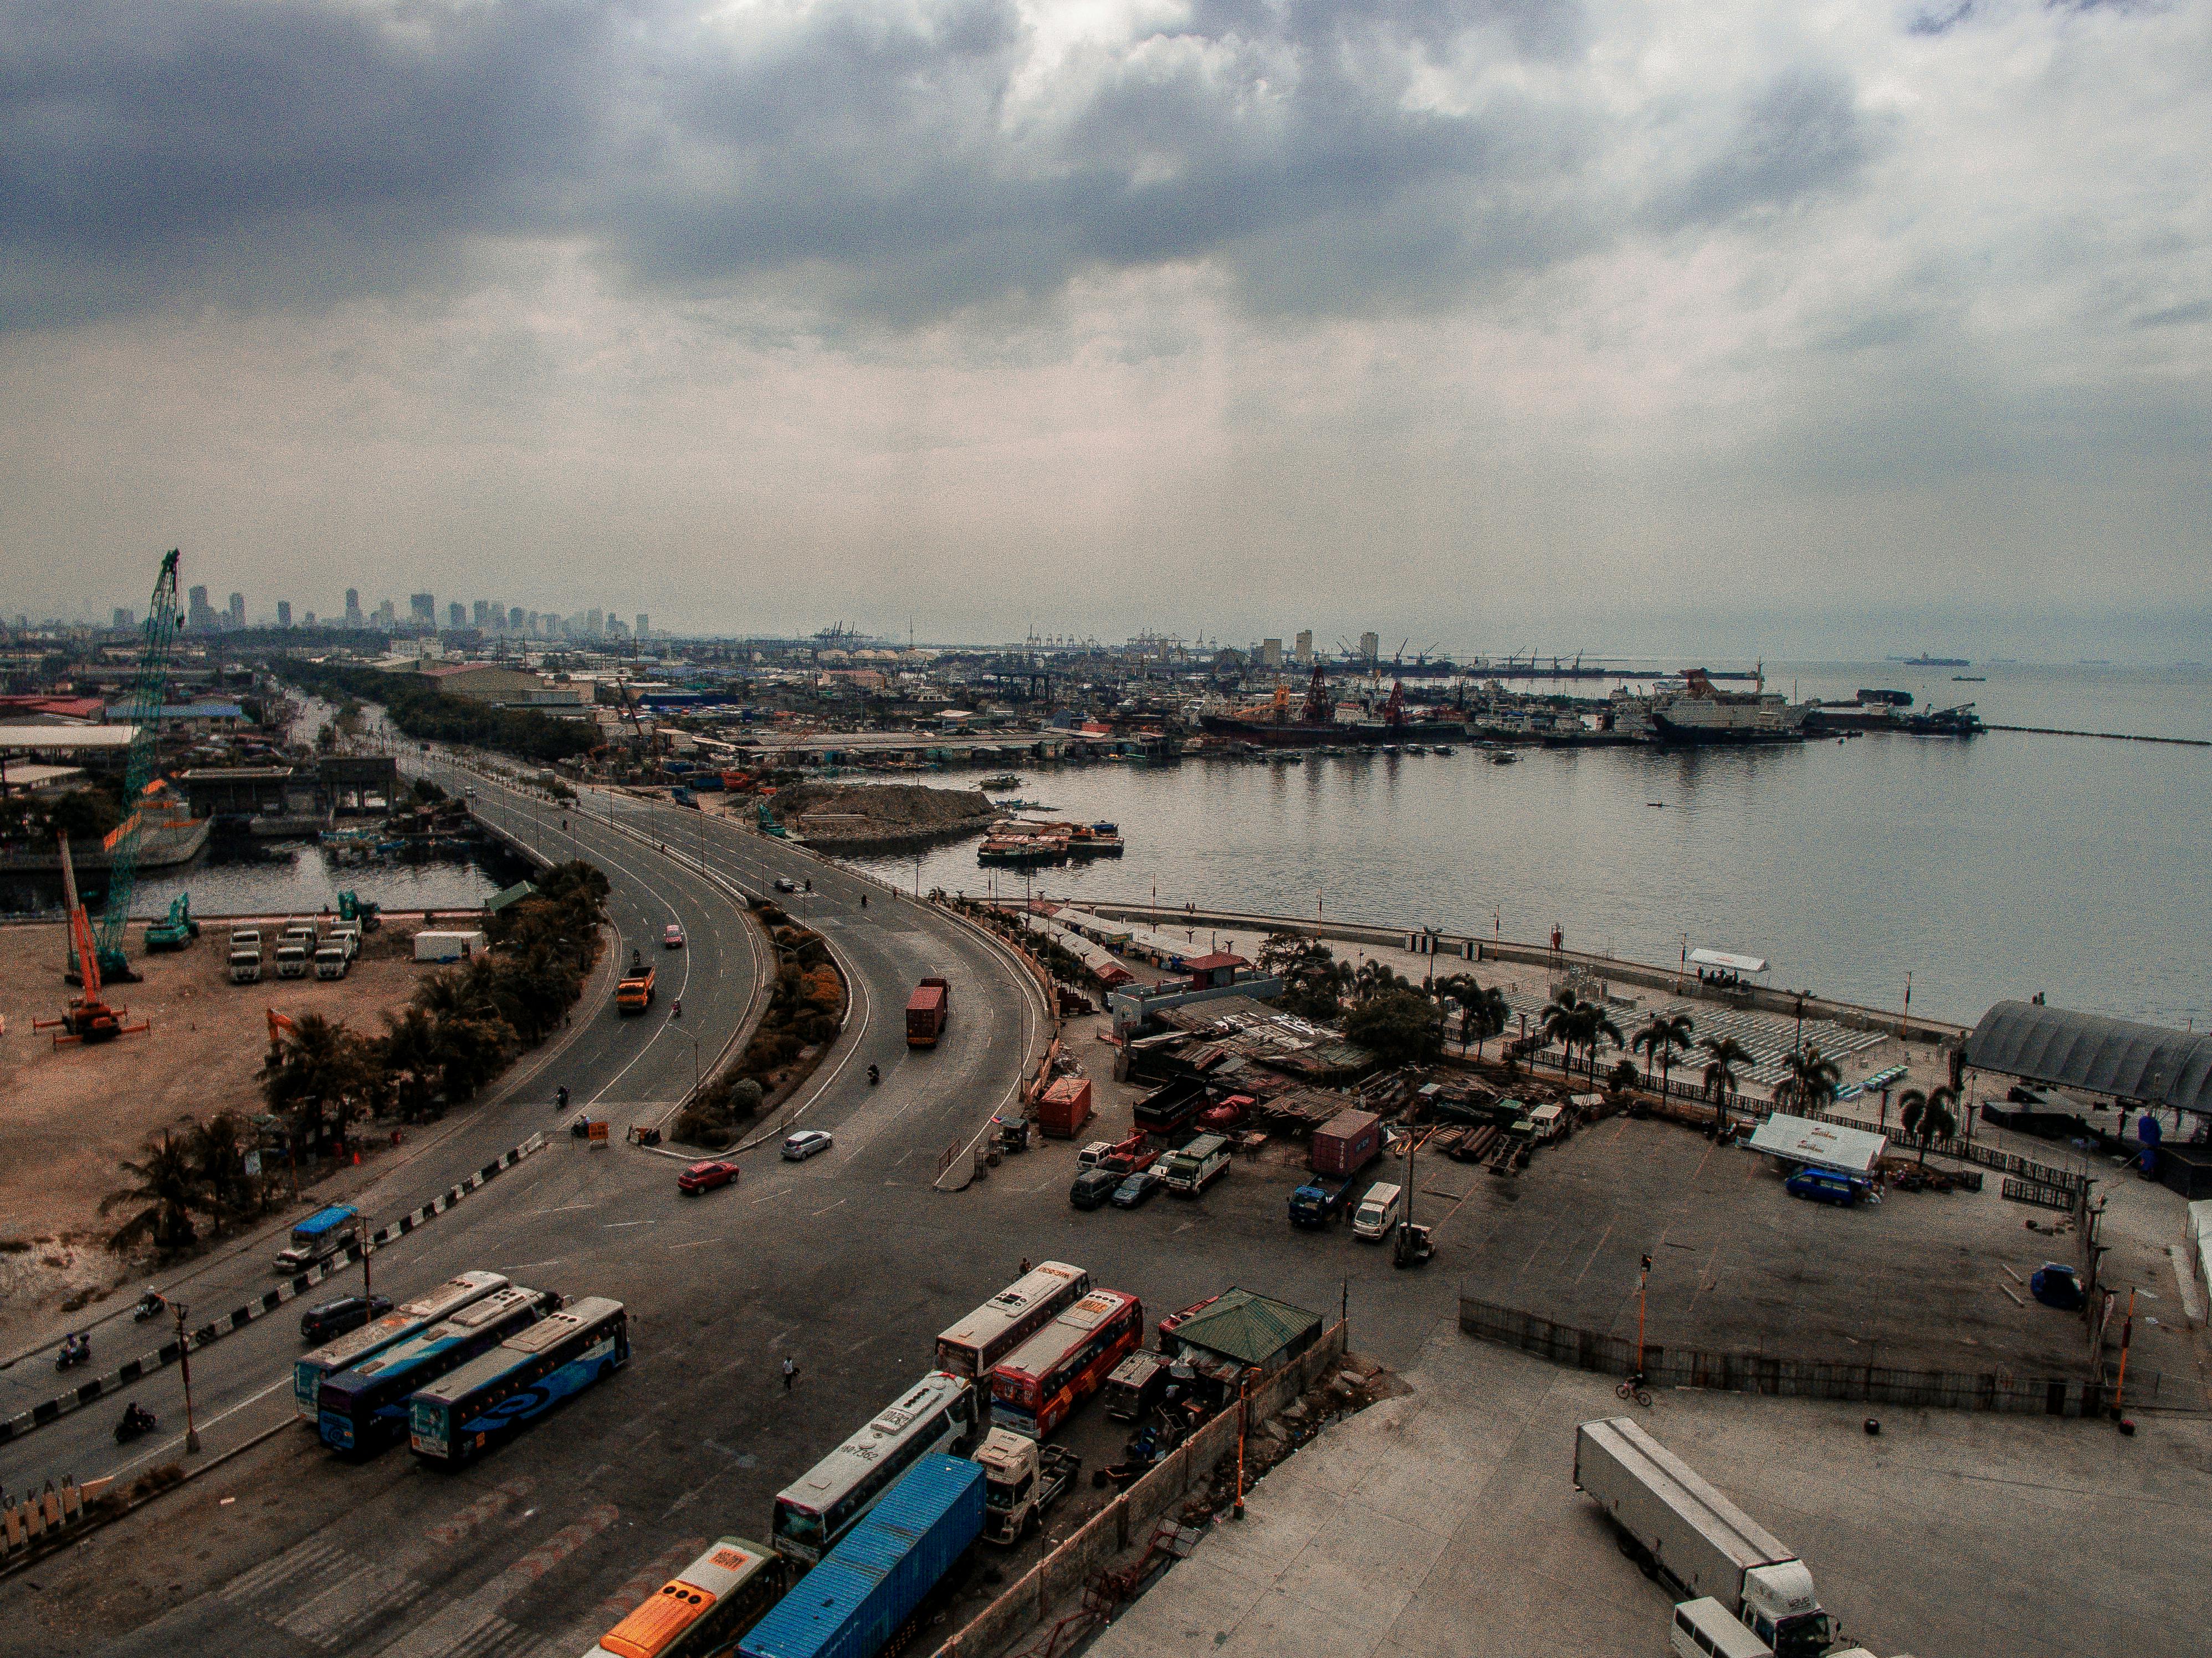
782, 1356, 797, 1393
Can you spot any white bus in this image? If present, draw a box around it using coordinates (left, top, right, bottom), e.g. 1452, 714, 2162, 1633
292, 1270, 510, 1421
770, 1370, 979, 1565
933, 1261, 1090, 1379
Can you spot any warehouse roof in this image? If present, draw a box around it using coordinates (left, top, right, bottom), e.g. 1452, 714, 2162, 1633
1965, 1001, 2212, 1117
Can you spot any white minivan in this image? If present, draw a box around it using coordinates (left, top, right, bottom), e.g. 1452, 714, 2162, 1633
1670, 1598, 1773, 1658
1351, 1181, 1405, 1242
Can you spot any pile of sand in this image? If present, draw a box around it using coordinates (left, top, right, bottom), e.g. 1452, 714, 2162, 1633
769, 782, 997, 849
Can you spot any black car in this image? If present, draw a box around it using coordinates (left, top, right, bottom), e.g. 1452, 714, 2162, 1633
1110, 1169, 1164, 1209
1069, 1168, 1122, 1210
300, 1293, 393, 1344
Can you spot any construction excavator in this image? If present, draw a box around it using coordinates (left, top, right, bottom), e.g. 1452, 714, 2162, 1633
32, 832, 150, 1047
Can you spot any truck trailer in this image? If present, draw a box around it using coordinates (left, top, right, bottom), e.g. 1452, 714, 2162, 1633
906, 978, 950, 1047
739, 1454, 984, 1658
1289, 1108, 1382, 1228
1575, 1417, 1837, 1658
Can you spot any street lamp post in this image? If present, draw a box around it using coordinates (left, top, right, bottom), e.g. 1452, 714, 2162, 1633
173, 1303, 201, 1454
1635, 1253, 1652, 1379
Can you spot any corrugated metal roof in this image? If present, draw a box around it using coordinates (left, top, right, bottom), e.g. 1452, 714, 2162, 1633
1965, 1001, 2212, 1116
1168, 1287, 1323, 1368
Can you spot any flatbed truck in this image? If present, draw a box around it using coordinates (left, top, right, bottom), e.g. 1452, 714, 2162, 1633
972, 1429, 1081, 1543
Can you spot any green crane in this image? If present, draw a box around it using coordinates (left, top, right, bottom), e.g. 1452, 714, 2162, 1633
88, 549, 185, 981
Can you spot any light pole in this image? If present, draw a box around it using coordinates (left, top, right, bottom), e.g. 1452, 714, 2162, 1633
360, 1212, 373, 1301
173, 1303, 201, 1454
1635, 1253, 1652, 1380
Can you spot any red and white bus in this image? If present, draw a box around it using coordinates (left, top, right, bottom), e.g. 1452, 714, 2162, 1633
989, 1287, 1144, 1438
934, 1261, 1091, 1379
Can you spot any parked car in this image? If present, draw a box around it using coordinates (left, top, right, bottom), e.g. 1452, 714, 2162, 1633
1110, 1169, 1164, 1209
299, 1293, 393, 1344
1785, 1168, 1869, 1207
1069, 1168, 1122, 1210
678, 1159, 740, 1194
2031, 1262, 2086, 1310
781, 1129, 834, 1161
773, 877, 799, 894
663, 923, 685, 949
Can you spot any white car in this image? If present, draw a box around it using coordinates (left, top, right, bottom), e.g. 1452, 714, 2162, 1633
773, 877, 799, 894
781, 1130, 834, 1162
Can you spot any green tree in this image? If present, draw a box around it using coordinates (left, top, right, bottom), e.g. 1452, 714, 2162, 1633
101, 1130, 202, 1256
1701, 1036, 1752, 1101
1631, 1013, 1696, 1094
1343, 988, 1446, 1067
1898, 1084, 1960, 1165
1775, 1045, 1842, 1114
48, 787, 122, 842
188, 1113, 262, 1236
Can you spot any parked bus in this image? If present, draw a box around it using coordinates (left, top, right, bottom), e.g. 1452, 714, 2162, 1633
292, 1271, 510, 1422
408, 1297, 628, 1467
933, 1261, 1090, 1379
770, 1370, 979, 1566
318, 1285, 560, 1452
989, 1288, 1144, 1439
586, 1536, 785, 1658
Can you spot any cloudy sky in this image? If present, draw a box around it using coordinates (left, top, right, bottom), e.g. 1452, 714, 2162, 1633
2, 0, 2207, 656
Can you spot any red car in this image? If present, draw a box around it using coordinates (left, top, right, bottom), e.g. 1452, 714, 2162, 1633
677, 1159, 740, 1194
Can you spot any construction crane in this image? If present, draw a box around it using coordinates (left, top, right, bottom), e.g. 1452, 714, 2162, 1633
33, 832, 149, 1046
82, 549, 185, 983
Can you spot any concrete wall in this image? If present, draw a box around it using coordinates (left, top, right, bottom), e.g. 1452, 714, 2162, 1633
931, 1321, 1350, 1658
1457, 1296, 2157, 1416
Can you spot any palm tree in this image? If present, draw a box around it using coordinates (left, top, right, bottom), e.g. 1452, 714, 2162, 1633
1898, 1084, 1959, 1165
1632, 1014, 1696, 1095
1776, 1045, 1842, 1114
1582, 1005, 1624, 1086
1462, 985, 1509, 1059
380, 1005, 443, 1121
102, 1130, 203, 1256
188, 1113, 260, 1237
1540, 991, 1585, 1077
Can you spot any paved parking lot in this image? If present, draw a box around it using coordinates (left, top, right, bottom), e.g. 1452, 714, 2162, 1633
1092, 1325, 2212, 1658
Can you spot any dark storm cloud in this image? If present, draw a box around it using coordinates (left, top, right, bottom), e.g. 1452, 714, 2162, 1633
0, 0, 1861, 332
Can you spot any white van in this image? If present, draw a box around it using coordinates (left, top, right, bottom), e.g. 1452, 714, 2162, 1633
274, 942, 310, 979
1351, 1181, 1405, 1241
1671, 1598, 1773, 1658
314, 944, 350, 980
1077, 1140, 1115, 1169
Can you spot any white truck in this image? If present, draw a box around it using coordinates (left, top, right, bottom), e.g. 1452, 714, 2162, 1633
972, 1427, 1081, 1544
1161, 1133, 1231, 1196
1351, 1180, 1405, 1241
414, 929, 488, 963
1575, 1418, 1839, 1658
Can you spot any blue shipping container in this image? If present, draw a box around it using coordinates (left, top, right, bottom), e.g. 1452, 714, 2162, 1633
739, 1455, 984, 1658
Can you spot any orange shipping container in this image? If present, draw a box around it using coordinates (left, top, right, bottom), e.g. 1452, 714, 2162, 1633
1036, 1077, 1094, 1138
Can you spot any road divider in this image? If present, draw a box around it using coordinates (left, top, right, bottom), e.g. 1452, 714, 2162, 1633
0, 1134, 545, 1448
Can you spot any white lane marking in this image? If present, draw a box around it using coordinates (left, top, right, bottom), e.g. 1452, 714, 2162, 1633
526, 1202, 597, 1216
811, 1198, 848, 1216
666, 1237, 726, 1250
602, 1220, 652, 1229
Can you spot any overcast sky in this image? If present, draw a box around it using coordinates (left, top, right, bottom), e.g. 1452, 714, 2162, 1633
2, 0, 2207, 657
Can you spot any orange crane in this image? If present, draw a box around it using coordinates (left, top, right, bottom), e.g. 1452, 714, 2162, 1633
32, 832, 150, 1046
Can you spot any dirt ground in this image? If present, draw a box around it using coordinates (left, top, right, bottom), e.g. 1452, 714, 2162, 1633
0, 917, 442, 1330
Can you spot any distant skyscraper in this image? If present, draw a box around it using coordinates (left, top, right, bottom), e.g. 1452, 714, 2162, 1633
1358, 630, 1380, 664
473, 600, 490, 628
303, 611, 316, 628
409, 592, 435, 625
228, 592, 245, 628
587, 608, 604, 636
636, 613, 649, 641
112, 606, 135, 630
344, 588, 364, 627
1260, 638, 1283, 668
186, 584, 217, 631
447, 601, 466, 629
276, 600, 293, 628
378, 598, 399, 626
510, 606, 525, 634
1294, 630, 1313, 665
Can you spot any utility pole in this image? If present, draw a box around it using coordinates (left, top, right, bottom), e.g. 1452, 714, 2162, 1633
173, 1303, 201, 1454
361, 1213, 373, 1301
1635, 1254, 1652, 1378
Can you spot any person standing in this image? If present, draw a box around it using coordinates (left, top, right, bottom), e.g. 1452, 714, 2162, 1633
782, 1355, 797, 1393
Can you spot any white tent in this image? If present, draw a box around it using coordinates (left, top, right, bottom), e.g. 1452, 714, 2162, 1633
1689, 948, 1770, 974
1745, 1112, 1887, 1176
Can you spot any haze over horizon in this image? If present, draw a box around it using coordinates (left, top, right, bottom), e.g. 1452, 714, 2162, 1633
3, 0, 2208, 662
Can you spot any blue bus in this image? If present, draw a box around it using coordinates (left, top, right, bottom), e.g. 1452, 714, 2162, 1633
293, 1271, 510, 1422
318, 1285, 559, 1452
408, 1297, 628, 1467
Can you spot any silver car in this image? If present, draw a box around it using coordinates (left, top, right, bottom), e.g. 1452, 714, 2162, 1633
781, 1129, 833, 1161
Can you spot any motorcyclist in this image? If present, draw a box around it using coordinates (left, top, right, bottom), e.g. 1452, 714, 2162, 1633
672, 997, 682, 1019
135, 1289, 166, 1321
867, 1063, 880, 1086
115, 1401, 158, 1441
556, 1084, 570, 1111
57, 1332, 90, 1369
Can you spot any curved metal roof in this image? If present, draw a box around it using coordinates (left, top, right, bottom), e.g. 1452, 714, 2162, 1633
1964, 1001, 2212, 1115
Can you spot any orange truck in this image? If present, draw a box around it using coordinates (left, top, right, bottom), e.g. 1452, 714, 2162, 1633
905, 977, 950, 1047
617, 952, 656, 1016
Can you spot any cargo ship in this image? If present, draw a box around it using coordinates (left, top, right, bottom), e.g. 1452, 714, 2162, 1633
1648, 669, 1809, 746
1196, 668, 1465, 748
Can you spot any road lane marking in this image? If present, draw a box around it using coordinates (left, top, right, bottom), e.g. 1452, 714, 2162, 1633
811, 1198, 848, 1216
602, 1220, 652, 1229
527, 1202, 597, 1216
666, 1237, 726, 1250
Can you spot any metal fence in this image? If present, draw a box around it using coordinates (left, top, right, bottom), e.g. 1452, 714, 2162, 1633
1457, 1296, 2155, 1416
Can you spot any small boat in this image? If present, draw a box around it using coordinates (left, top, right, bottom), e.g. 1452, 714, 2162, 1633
1952, 676, 1984, 682
1431, 745, 1454, 756
1490, 751, 1519, 765
1402, 743, 1425, 755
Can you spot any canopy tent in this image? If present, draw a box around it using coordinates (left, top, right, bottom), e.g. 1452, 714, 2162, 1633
1965, 1001, 2212, 1118
1745, 1112, 1887, 1176
1689, 948, 1770, 974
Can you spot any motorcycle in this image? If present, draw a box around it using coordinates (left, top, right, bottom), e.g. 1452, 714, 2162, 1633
672, 998, 682, 1019
134, 1290, 167, 1323
555, 1085, 570, 1112
867, 1063, 880, 1087
114, 1402, 158, 1444
55, 1332, 91, 1370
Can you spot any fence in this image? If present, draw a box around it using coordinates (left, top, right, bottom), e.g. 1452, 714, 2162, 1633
2, 1476, 108, 1558
1458, 1296, 2155, 1416
929, 1320, 1350, 1658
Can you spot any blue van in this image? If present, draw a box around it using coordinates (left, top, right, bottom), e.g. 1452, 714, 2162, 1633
1785, 1168, 1869, 1207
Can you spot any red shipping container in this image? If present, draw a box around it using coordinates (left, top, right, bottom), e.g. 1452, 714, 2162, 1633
1037, 1077, 1094, 1139
1308, 1109, 1381, 1176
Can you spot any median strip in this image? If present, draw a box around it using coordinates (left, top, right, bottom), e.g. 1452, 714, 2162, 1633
0, 1133, 545, 1447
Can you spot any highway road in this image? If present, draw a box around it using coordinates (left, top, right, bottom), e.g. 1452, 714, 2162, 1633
3, 750, 1059, 1658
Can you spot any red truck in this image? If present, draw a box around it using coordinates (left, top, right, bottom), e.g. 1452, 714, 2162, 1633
906, 977, 950, 1048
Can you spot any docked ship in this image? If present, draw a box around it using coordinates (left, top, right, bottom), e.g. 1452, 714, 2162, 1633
1648, 669, 1810, 746
1196, 667, 1466, 748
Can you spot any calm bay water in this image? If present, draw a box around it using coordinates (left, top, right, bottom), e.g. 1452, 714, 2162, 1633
846, 662, 2212, 1029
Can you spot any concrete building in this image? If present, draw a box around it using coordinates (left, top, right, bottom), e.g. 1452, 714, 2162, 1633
227, 592, 245, 628
112, 607, 135, 630
474, 600, 491, 628
276, 601, 293, 628
413, 662, 582, 708
1295, 629, 1313, 664
186, 585, 218, 631
1260, 638, 1283, 668
1359, 630, 1380, 664
409, 592, 436, 625
376, 598, 398, 626
510, 606, 526, 633
447, 601, 466, 629
344, 589, 364, 628
636, 613, 649, 641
